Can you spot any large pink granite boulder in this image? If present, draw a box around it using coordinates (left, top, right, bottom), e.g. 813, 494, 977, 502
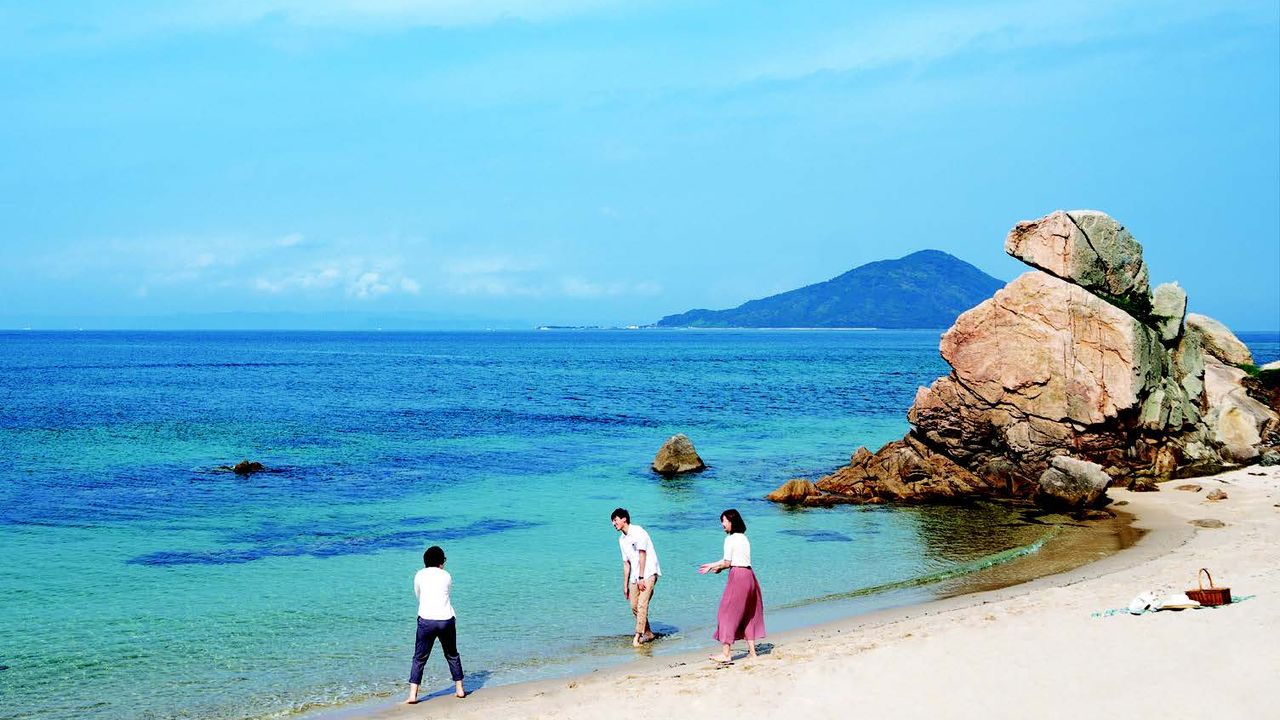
1005, 210, 1152, 315
933, 271, 1162, 426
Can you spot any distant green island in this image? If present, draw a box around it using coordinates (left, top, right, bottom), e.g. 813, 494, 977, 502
655, 249, 1005, 329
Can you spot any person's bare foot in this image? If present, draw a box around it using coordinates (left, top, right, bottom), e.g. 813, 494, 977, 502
640, 631, 656, 644
455, 681, 466, 698
403, 697, 419, 705
708, 653, 732, 663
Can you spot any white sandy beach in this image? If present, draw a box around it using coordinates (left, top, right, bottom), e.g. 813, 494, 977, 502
357, 466, 1280, 720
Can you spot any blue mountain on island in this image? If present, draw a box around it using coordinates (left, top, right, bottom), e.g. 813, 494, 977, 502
655, 250, 1005, 329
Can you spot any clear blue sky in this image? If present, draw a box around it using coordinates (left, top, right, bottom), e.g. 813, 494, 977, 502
2, 1, 1277, 329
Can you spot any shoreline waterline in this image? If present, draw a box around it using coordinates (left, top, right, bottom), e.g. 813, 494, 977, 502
312, 500, 1158, 720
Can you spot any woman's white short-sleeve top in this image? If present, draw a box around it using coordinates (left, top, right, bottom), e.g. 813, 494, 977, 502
723, 533, 752, 567
414, 567, 456, 620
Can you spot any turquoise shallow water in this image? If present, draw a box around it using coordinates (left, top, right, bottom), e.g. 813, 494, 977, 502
1, 329, 1275, 720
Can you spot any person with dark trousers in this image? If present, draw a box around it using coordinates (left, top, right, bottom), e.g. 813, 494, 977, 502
405, 545, 465, 704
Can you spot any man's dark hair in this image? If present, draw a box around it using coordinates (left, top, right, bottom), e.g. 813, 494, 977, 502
721, 508, 746, 534
610, 507, 630, 522
423, 545, 446, 568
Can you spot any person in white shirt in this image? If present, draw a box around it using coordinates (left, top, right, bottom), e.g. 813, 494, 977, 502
405, 545, 465, 705
698, 508, 766, 663
611, 507, 662, 647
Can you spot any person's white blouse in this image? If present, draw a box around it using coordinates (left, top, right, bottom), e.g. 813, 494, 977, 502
723, 533, 751, 567
414, 567, 456, 620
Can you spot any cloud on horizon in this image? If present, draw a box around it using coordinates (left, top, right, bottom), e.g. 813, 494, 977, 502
21, 232, 661, 306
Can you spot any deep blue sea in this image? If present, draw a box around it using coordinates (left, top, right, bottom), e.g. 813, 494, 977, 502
1, 329, 1275, 720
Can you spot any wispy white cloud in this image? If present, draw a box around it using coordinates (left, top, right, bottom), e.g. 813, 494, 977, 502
253, 259, 421, 300
444, 255, 544, 276
746, 0, 1275, 82
437, 253, 661, 299
30, 233, 426, 301
2, 0, 638, 50
559, 277, 661, 298
443, 275, 543, 297
175, 0, 633, 30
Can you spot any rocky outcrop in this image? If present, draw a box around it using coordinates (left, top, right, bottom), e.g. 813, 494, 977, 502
652, 434, 706, 475
769, 209, 1279, 509
1036, 456, 1111, 509
925, 271, 1168, 427
765, 479, 822, 505
1203, 361, 1276, 462
1005, 210, 1152, 316
232, 460, 265, 475
1186, 314, 1253, 367
814, 438, 1000, 503
1150, 283, 1187, 344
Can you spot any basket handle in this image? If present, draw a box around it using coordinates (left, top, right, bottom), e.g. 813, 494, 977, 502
1198, 568, 1214, 590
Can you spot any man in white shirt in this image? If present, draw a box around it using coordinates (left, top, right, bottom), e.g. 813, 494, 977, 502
611, 507, 661, 647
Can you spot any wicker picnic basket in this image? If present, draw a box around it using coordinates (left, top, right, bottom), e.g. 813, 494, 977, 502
1186, 568, 1231, 607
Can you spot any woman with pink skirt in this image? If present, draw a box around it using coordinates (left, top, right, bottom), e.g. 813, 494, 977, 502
698, 508, 765, 663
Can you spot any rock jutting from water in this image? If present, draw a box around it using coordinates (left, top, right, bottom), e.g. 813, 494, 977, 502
768, 209, 1280, 509
232, 460, 265, 475
652, 434, 706, 475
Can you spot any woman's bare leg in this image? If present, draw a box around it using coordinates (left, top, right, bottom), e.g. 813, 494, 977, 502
709, 643, 733, 662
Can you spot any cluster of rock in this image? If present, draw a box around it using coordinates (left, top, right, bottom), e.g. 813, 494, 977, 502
769, 210, 1279, 509
218, 460, 265, 475
652, 434, 706, 475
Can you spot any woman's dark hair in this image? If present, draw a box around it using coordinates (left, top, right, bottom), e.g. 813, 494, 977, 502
423, 546, 446, 568
721, 508, 746, 534
611, 507, 630, 522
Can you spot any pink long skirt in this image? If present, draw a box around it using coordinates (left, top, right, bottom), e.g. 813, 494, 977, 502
714, 566, 766, 643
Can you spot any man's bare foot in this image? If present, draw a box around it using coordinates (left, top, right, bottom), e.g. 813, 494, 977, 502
403, 697, 419, 705
640, 631, 656, 643
455, 681, 466, 698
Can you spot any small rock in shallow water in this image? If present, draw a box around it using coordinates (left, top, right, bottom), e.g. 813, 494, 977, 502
651, 434, 705, 475
1190, 519, 1226, 528
1176, 484, 1202, 492
232, 460, 265, 475
1206, 489, 1228, 501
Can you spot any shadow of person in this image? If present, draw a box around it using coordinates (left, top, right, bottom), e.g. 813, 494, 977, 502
422, 669, 493, 700
727, 642, 774, 661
